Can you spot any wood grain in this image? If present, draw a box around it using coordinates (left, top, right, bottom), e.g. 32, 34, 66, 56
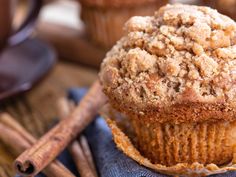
0, 61, 97, 175
37, 22, 107, 68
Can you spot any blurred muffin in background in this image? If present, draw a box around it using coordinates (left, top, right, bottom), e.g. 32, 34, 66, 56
216, 0, 236, 19
79, 0, 167, 49
202, 0, 236, 20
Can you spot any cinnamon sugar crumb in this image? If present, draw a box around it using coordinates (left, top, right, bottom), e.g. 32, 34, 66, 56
100, 4, 236, 115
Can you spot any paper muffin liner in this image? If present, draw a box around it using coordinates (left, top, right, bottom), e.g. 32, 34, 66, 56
101, 104, 236, 176
130, 116, 236, 166
80, 1, 166, 48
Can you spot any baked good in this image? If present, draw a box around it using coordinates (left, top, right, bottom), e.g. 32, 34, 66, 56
202, 0, 236, 20
99, 3, 236, 176
79, 0, 167, 48
216, 0, 236, 20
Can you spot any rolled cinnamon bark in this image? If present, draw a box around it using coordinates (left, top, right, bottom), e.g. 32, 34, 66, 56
69, 141, 96, 177
14, 80, 107, 176
57, 97, 98, 177
0, 113, 75, 177
0, 113, 35, 143
79, 135, 97, 176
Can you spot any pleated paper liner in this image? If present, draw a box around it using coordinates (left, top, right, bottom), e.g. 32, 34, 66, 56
101, 104, 236, 176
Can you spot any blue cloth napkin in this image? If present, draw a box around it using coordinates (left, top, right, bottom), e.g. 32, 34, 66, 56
16, 88, 236, 177
68, 88, 164, 177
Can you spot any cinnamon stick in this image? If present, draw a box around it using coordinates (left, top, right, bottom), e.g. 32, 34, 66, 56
0, 113, 35, 143
57, 97, 98, 177
57, 97, 72, 118
0, 113, 75, 177
79, 135, 97, 175
14, 80, 107, 176
69, 141, 96, 177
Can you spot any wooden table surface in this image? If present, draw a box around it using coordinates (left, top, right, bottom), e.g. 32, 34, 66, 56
0, 61, 98, 176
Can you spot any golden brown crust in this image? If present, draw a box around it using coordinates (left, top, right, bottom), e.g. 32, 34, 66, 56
108, 97, 236, 123
79, 0, 160, 8
99, 4, 236, 123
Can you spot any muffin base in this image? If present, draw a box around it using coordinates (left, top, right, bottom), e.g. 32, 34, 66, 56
130, 117, 235, 166
101, 104, 236, 176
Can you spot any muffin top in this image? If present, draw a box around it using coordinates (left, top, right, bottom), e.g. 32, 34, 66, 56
99, 4, 236, 123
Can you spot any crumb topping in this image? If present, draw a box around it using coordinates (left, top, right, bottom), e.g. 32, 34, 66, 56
100, 4, 236, 116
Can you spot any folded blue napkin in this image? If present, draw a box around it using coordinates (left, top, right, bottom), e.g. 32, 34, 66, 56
68, 88, 164, 177
16, 88, 236, 177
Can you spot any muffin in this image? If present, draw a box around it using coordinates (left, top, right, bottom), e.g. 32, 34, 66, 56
216, 0, 236, 20
202, 0, 236, 20
99, 3, 236, 175
79, 0, 167, 48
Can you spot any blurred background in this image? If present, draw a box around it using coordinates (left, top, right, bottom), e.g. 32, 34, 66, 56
16, 0, 236, 68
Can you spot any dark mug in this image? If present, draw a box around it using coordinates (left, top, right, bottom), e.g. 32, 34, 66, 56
0, 0, 42, 49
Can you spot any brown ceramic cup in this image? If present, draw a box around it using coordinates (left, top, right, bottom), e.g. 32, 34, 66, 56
0, 0, 42, 49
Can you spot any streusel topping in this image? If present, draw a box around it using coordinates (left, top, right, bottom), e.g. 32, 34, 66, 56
100, 4, 236, 113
